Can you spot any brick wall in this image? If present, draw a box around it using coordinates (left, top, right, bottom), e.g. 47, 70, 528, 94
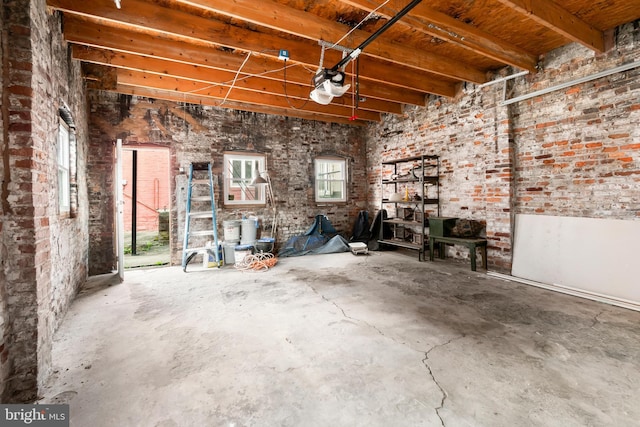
87, 93, 117, 275
87, 93, 367, 266
0, 0, 89, 402
367, 21, 640, 272
511, 22, 640, 219
0, 0, 9, 401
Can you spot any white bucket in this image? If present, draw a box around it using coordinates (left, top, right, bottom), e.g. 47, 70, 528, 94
223, 220, 241, 241
234, 244, 254, 265
240, 218, 258, 244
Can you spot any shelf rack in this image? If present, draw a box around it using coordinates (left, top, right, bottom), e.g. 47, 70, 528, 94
378, 154, 440, 260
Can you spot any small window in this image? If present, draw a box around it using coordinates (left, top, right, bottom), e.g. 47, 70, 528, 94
224, 153, 266, 205
58, 119, 71, 213
315, 157, 347, 203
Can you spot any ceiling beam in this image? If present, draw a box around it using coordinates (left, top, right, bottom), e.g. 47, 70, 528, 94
174, 0, 487, 83
111, 84, 369, 126
62, 15, 434, 104
72, 45, 403, 115
495, 0, 605, 52
116, 70, 382, 122
47, 0, 486, 83
336, 0, 538, 71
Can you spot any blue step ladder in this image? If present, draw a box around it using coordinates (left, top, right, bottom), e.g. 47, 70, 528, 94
182, 162, 220, 271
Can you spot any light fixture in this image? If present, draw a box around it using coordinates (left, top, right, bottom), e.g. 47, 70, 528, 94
250, 168, 278, 238
114, 0, 121, 8
251, 163, 268, 185
309, 0, 423, 104
251, 174, 268, 185
310, 69, 351, 105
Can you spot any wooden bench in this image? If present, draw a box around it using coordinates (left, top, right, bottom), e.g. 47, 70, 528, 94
428, 236, 487, 271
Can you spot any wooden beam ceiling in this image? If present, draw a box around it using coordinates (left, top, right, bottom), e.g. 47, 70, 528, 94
172, 0, 488, 83
495, 0, 606, 52
336, 0, 538, 72
47, 0, 639, 125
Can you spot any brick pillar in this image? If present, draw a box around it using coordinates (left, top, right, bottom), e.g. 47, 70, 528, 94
0, 15, 40, 400
483, 87, 514, 272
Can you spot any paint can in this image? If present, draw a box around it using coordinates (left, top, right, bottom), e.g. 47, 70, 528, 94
234, 244, 254, 265
240, 218, 258, 244
223, 220, 241, 241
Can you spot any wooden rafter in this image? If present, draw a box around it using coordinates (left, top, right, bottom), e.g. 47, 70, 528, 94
496, 0, 605, 52
49, 0, 455, 95
173, 0, 488, 83
72, 46, 404, 115
336, 0, 538, 71
47, 0, 484, 84
116, 69, 382, 122
62, 16, 433, 106
112, 85, 369, 126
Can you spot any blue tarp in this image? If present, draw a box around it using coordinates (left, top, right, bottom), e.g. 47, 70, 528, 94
278, 215, 350, 257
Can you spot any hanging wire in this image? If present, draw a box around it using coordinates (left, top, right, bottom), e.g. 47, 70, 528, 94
282, 59, 311, 110
329, 0, 390, 51
219, 51, 252, 106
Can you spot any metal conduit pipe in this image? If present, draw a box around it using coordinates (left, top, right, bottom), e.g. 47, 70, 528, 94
500, 60, 640, 106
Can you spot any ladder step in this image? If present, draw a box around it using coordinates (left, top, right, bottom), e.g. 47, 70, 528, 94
192, 162, 210, 171
184, 246, 214, 253
189, 230, 215, 237
191, 196, 212, 202
189, 212, 213, 219
191, 180, 211, 186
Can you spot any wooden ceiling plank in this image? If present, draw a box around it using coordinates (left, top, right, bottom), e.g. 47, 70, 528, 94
72, 45, 403, 114
113, 84, 369, 126
47, 0, 484, 83
63, 16, 432, 104
495, 0, 605, 52
61, 14, 448, 100
174, 0, 487, 82
336, 0, 538, 71
116, 69, 382, 122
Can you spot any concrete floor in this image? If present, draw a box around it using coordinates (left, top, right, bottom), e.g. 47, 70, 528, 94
41, 251, 640, 426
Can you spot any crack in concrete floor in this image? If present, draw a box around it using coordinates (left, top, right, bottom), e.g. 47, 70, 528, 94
309, 281, 465, 425
422, 336, 465, 427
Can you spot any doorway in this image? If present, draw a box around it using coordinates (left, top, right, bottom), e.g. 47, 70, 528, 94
122, 147, 171, 268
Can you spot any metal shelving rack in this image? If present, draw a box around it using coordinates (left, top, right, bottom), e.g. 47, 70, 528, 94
378, 154, 440, 261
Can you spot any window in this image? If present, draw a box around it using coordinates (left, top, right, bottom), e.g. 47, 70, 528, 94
224, 153, 266, 205
315, 157, 347, 203
58, 119, 71, 213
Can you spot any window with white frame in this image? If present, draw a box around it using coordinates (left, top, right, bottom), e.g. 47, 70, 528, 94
223, 153, 266, 205
314, 157, 347, 203
58, 119, 71, 213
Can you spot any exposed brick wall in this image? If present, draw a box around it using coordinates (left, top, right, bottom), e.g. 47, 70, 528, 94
367, 21, 640, 272
0, 0, 88, 402
511, 22, 640, 219
0, 0, 10, 401
87, 93, 367, 266
86, 93, 117, 274
1, 0, 40, 402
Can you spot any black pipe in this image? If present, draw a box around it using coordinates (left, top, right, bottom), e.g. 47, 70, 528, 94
132, 150, 137, 255
330, 0, 422, 71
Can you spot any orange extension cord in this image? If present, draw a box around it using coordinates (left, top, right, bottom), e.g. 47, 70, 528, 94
234, 252, 278, 272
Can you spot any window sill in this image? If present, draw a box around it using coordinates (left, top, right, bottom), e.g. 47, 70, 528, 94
223, 203, 267, 209
315, 201, 347, 206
